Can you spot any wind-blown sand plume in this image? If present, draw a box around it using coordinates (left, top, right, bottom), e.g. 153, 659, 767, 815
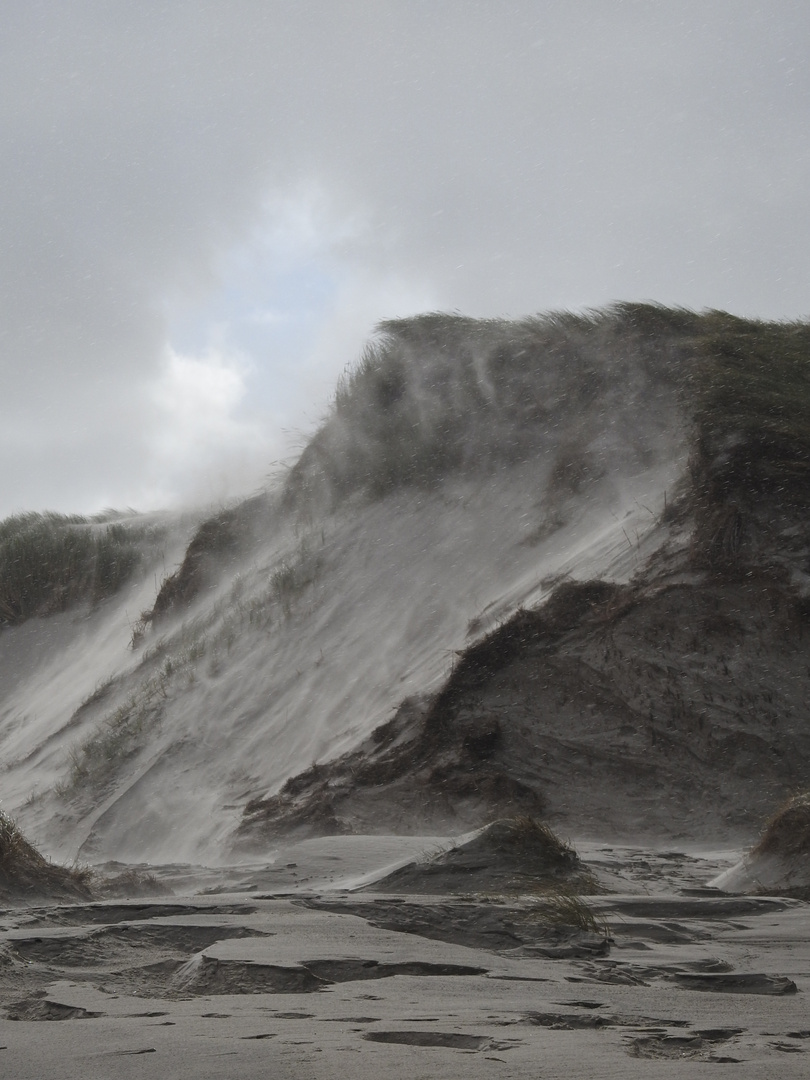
2, 305, 697, 864
711, 792, 810, 896
4, 305, 810, 867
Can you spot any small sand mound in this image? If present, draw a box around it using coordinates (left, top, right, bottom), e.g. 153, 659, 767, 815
711, 793, 810, 896
0, 812, 92, 904
365, 816, 594, 894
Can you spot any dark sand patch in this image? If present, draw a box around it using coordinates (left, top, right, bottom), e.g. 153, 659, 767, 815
172, 954, 487, 996
671, 972, 797, 994
8, 922, 269, 967
363, 1030, 498, 1050
5, 997, 103, 1021
304, 897, 608, 956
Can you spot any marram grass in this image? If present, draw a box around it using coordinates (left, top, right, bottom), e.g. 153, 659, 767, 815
0, 512, 165, 625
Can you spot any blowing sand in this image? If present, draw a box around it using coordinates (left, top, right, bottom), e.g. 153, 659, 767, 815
1, 833, 808, 1079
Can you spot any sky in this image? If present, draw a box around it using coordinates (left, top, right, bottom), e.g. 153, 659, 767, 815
1, 1, 808, 518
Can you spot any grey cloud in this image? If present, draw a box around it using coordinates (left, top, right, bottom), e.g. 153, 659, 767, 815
1, 1, 808, 514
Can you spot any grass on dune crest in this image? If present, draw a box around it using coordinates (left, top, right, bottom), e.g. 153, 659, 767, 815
285, 302, 810, 512
692, 315, 810, 498
6, 305, 810, 629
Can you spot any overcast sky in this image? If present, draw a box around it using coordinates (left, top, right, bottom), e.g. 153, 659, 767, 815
1, 1, 808, 518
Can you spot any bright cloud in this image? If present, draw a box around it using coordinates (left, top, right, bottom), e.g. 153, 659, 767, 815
143, 346, 276, 509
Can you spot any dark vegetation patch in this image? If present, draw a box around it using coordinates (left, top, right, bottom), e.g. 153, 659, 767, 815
424, 582, 624, 744
752, 791, 810, 860
686, 316, 810, 574
0, 512, 164, 626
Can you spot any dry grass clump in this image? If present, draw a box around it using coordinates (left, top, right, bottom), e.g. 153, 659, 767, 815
94, 867, 172, 898
498, 815, 579, 867
0, 811, 92, 902
491, 817, 600, 897
525, 888, 607, 936
0, 810, 41, 875
752, 792, 810, 859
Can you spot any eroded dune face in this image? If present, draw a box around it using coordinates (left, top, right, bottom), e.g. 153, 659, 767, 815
0, 308, 691, 864
3, 305, 810, 866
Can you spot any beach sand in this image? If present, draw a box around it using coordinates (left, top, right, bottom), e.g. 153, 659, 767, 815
1, 835, 808, 1078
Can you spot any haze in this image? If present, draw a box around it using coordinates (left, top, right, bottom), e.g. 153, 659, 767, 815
1, 1, 807, 518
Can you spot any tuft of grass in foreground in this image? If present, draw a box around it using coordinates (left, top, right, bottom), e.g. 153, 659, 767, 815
524, 888, 607, 936
0, 810, 92, 901
492, 816, 601, 897
92, 867, 173, 898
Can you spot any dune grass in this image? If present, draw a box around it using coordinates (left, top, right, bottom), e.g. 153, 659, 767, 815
695, 315, 810, 449
284, 303, 810, 516
285, 304, 799, 508
0, 512, 165, 626
0, 810, 92, 900
753, 792, 810, 858
525, 888, 607, 936
500, 815, 579, 866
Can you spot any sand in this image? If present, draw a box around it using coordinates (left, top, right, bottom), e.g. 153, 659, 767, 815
1, 835, 809, 1079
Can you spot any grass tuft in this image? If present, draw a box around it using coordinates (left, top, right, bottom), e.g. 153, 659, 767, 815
500, 815, 579, 866
752, 792, 810, 859
0, 810, 92, 901
524, 888, 608, 936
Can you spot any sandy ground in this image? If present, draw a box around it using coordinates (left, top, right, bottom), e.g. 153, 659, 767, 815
1, 836, 809, 1078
